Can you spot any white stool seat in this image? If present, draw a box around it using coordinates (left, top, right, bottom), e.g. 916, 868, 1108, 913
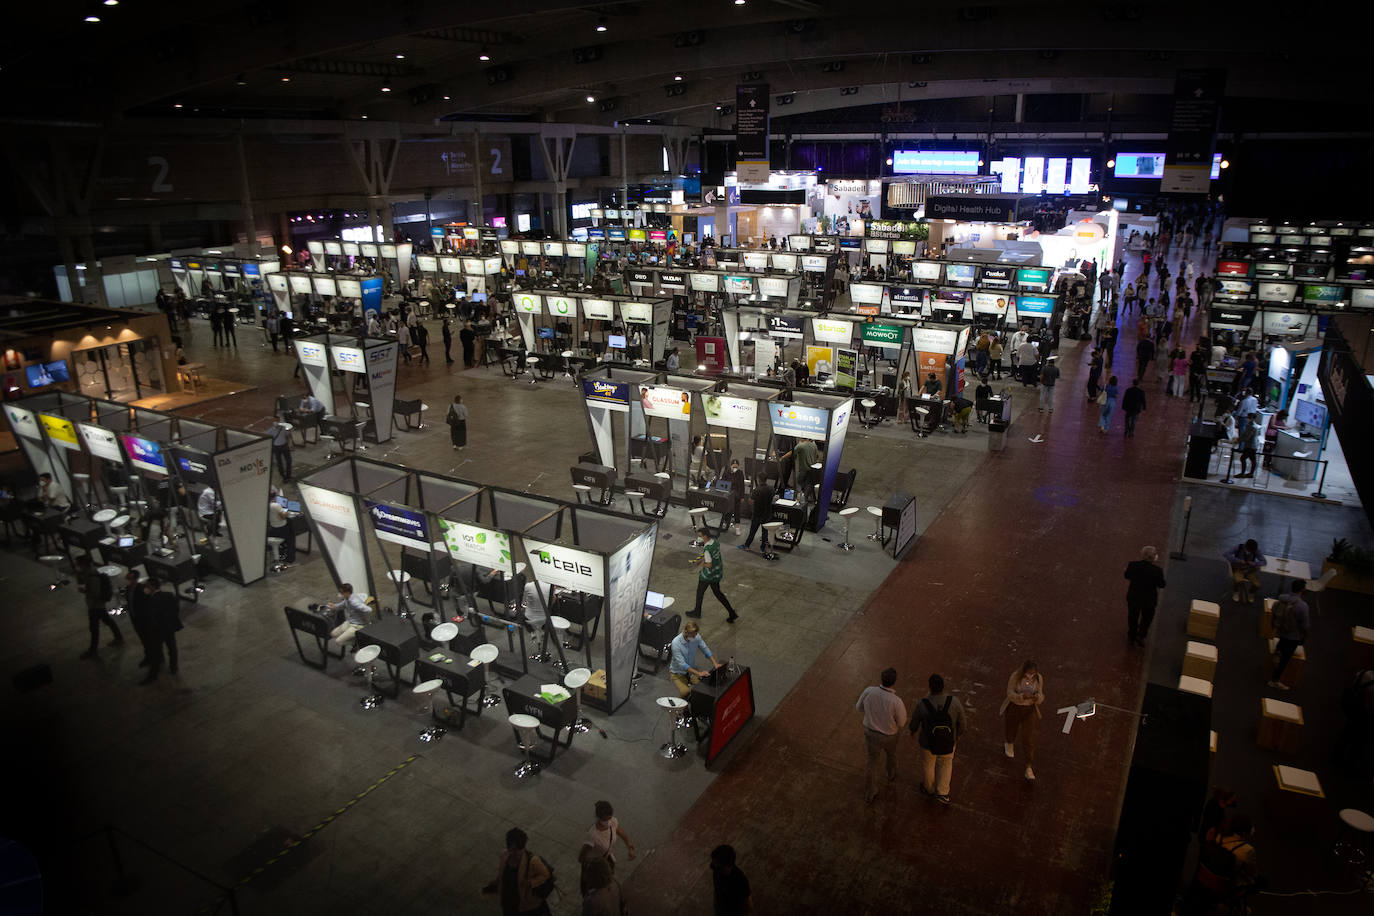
98, 565, 125, 578
93, 509, 117, 524
654, 472, 671, 479
1185, 640, 1218, 661
839, 506, 860, 517
73, 473, 91, 480
471, 643, 499, 664
565, 667, 591, 689
508, 713, 541, 729
111, 514, 130, 529
355, 402, 370, 410
431, 622, 459, 642
866, 506, 882, 518
355, 644, 382, 663
915, 406, 930, 416
861, 398, 877, 408
1339, 808, 1374, 833
39, 555, 65, 564
388, 570, 411, 584
572, 484, 592, 491
688, 507, 710, 516
659, 596, 676, 609
561, 350, 575, 358
525, 356, 540, 365
810, 462, 823, 470
1190, 599, 1221, 618
413, 678, 444, 695
656, 696, 688, 710
761, 521, 784, 530
549, 615, 571, 631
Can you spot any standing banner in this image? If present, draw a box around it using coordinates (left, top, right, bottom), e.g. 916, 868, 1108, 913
38, 414, 81, 451
4, 404, 59, 490
816, 399, 853, 530
366, 343, 399, 441
293, 338, 334, 418
215, 438, 274, 584
605, 529, 656, 713
1161, 69, 1226, 194
753, 336, 777, 378
917, 352, 949, 389
835, 349, 858, 390
806, 345, 835, 378
267, 273, 291, 315
299, 482, 370, 597
360, 277, 384, 316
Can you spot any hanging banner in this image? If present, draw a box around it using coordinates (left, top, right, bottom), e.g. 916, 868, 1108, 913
438, 518, 513, 574
1161, 68, 1226, 194
513, 292, 543, 314
366, 343, 399, 442
522, 539, 606, 596
605, 528, 656, 712
695, 336, 728, 375
767, 315, 804, 339
581, 299, 614, 321
365, 499, 430, 550
811, 317, 854, 344
702, 394, 758, 431
39, 414, 81, 450
639, 385, 691, 419
546, 293, 577, 319
215, 438, 273, 584
331, 346, 366, 373
835, 349, 858, 390
861, 323, 905, 349
973, 292, 1012, 316
767, 401, 828, 440
736, 83, 770, 162
78, 423, 123, 462
582, 378, 632, 412
121, 435, 166, 474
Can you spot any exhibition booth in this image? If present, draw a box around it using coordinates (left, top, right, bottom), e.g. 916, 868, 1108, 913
296, 455, 657, 713
4, 391, 274, 586
510, 291, 673, 366
292, 334, 401, 444
412, 251, 506, 301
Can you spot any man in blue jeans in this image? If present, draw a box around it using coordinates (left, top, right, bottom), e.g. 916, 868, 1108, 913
1038, 356, 1060, 412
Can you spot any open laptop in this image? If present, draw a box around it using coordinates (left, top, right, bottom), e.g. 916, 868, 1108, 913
287, 500, 301, 513
117, 535, 136, 548
644, 590, 666, 611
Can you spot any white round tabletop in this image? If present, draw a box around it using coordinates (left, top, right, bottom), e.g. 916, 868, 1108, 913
93, 509, 117, 524
420, 403, 429, 410
413, 678, 444, 694
561, 350, 575, 358
112, 515, 130, 528
867, 506, 883, 517
228, 308, 239, 314
388, 570, 411, 583
572, 483, 591, 491
654, 472, 671, 479
98, 565, 125, 578
356, 402, 370, 409
445, 303, 456, 309
688, 506, 709, 515
656, 696, 688, 710
39, 555, 65, 564
861, 398, 877, 408
508, 713, 541, 729
839, 506, 860, 516
526, 356, 540, 364
73, 473, 91, 480
430, 622, 459, 642
471, 643, 499, 664
279, 422, 294, 430
915, 406, 930, 416
565, 667, 591, 689
1339, 808, 1374, 832
549, 615, 571, 629
355, 644, 382, 663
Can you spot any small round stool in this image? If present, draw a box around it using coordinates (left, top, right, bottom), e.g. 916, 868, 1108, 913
657, 696, 689, 758
430, 622, 458, 645
572, 483, 592, 504
354, 644, 384, 709
1334, 808, 1374, 870
837, 506, 860, 550
472, 643, 502, 708
93, 508, 117, 537
560, 349, 576, 378
688, 506, 710, 544
866, 506, 884, 541
760, 521, 784, 561
40, 554, 69, 590
565, 667, 592, 733
414, 678, 447, 741
508, 713, 543, 777
861, 398, 877, 427
388, 569, 413, 608
525, 355, 541, 384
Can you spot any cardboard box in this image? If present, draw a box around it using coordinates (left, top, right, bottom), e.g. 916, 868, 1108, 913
584, 668, 607, 702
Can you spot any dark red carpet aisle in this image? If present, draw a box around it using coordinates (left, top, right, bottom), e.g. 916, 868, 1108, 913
625, 250, 1211, 914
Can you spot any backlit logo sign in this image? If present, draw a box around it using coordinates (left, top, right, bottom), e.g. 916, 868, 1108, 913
538, 550, 593, 577
515, 294, 542, 314
768, 402, 828, 440
548, 296, 574, 316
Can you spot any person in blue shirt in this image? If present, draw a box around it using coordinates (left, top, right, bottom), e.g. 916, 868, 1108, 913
1228, 539, 1267, 604
668, 621, 722, 699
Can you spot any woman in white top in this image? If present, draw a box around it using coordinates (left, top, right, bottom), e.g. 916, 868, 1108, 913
578, 801, 635, 895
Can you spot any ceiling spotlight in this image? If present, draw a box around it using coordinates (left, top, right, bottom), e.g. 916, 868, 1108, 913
442, 95, 451, 100
84, 14, 100, 22
1220, 159, 1230, 169
479, 47, 491, 61
103, 0, 119, 4
281, 245, 292, 255
395, 53, 405, 60
361, 114, 369, 119
595, 17, 607, 31
674, 74, 683, 81
1106, 158, 1115, 168
886, 157, 894, 165
381, 85, 391, 92
586, 94, 596, 103
715, 105, 723, 110
735, 0, 746, 5
173, 103, 183, 109
235, 74, 247, 85
281, 76, 291, 82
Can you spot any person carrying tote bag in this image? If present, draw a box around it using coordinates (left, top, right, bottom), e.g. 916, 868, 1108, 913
445, 394, 468, 449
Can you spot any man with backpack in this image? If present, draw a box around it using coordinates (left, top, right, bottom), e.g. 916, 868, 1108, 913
75, 555, 122, 660
1267, 579, 1310, 691
908, 673, 967, 804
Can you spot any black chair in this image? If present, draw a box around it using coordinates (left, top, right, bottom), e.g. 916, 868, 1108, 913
829, 468, 857, 511
392, 398, 423, 430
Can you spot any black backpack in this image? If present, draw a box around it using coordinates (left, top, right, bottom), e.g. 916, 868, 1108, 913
923, 696, 956, 754
98, 573, 113, 603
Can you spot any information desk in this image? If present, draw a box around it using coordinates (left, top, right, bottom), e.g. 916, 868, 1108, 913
768, 498, 806, 551
143, 549, 202, 603
501, 675, 576, 763
283, 605, 339, 670
625, 474, 671, 517
353, 616, 421, 697
60, 517, 107, 557
571, 463, 617, 505
688, 665, 756, 764
638, 606, 682, 674
1271, 430, 1319, 482
413, 649, 489, 730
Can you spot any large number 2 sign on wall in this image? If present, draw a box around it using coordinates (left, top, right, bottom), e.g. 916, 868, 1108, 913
148, 156, 173, 193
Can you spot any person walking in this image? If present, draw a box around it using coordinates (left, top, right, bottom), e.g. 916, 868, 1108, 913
1122, 378, 1147, 438
577, 800, 635, 895
125, 570, 157, 669
1098, 376, 1119, 434
1000, 660, 1044, 781
266, 312, 280, 352
209, 306, 224, 347
709, 845, 752, 916
1038, 356, 1060, 413
1123, 546, 1167, 647
908, 673, 966, 804
1086, 348, 1104, 401
580, 859, 623, 916
412, 320, 431, 365
1267, 579, 1310, 690
441, 317, 454, 365
738, 478, 775, 554
139, 576, 183, 683
856, 667, 908, 803
460, 320, 477, 368
1169, 347, 1189, 397
75, 555, 122, 659
687, 527, 738, 622
445, 394, 468, 450
481, 827, 553, 916
1135, 335, 1156, 383
270, 416, 293, 481
988, 335, 1004, 379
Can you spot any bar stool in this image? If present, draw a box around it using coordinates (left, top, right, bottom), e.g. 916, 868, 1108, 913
547, 616, 572, 671
866, 506, 884, 542
413, 678, 446, 742
688, 506, 710, 546
266, 536, 287, 572
808, 462, 824, 504
430, 621, 458, 648
508, 713, 543, 778
572, 483, 592, 504
71, 473, 94, 511
525, 355, 541, 385
560, 349, 576, 379
760, 521, 784, 561
836, 506, 860, 550
472, 643, 502, 708
109, 485, 130, 510
1334, 808, 1374, 872
355, 644, 384, 709
861, 398, 877, 428
388, 569, 414, 610
565, 667, 592, 733
652, 472, 671, 517
93, 508, 118, 539
40, 554, 69, 590
321, 432, 343, 460
657, 696, 689, 758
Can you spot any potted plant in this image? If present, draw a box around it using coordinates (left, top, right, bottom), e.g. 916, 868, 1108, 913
1322, 538, 1374, 595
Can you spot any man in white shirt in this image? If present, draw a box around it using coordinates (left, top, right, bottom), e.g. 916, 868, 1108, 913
299, 394, 325, 421
269, 499, 296, 564
37, 472, 69, 510
1210, 343, 1228, 367
196, 486, 222, 540
855, 667, 908, 803
1236, 389, 1260, 424
1016, 338, 1041, 386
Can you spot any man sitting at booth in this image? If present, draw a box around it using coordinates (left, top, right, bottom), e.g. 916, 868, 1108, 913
669, 621, 723, 699
326, 583, 371, 647
36, 472, 69, 511
299, 393, 326, 423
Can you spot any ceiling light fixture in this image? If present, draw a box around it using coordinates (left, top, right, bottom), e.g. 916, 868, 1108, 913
586, 94, 596, 103
443, 95, 451, 100
395, 53, 405, 60
281, 76, 291, 82
674, 74, 683, 81
595, 17, 607, 31
1106, 158, 1115, 168
735, 0, 746, 5
84, 14, 100, 22
174, 103, 183, 109
361, 114, 369, 119
103, 0, 119, 5
235, 74, 247, 85
1220, 159, 1230, 169
479, 47, 491, 61
381, 85, 391, 92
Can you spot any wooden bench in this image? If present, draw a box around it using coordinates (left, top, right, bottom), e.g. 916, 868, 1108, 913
1265, 637, 1305, 688
1187, 599, 1220, 640
1258, 698, 1303, 754
1183, 640, 1218, 681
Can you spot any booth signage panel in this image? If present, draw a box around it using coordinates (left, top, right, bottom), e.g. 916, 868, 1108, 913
690, 273, 721, 292
788, 235, 813, 250
582, 299, 614, 320
767, 402, 827, 440
39, 414, 80, 450
1351, 288, 1374, 310
724, 276, 754, 295
743, 252, 769, 270
1016, 268, 1051, 290
438, 519, 513, 575
628, 229, 647, 242
72, 422, 121, 460
917, 351, 948, 381
417, 255, 439, 272
1016, 295, 1055, 316
439, 256, 462, 274
622, 302, 654, 324
835, 349, 858, 389
366, 500, 430, 550
980, 266, 1013, 288
1215, 279, 1252, 299
627, 270, 654, 286
701, 394, 758, 431
367, 344, 399, 442
802, 256, 828, 272
912, 261, 942, 282
639, 386, 691, 419
812, 318, 853, 344
806, 346, 834, 377
864, 238, 890, 254
659, 272, 686, 290
867, 220, 922, 240
543, 242, 565, 257
289, 274, 313, 295
267, 274, 289, 293
910, 327, 957, 352
337, 279, 362, 299
324, 242, 343, 256
1209, 307, 1253, 330
1260, 312, 1311, 336
566, 243, 587, 258
606, 529, 656, 712
848, 283, 883, 305
514, 293, 543, 314
300, 483, 359, 531
1302, 284, 1342, 304
1258, 281, 1298, 303
176, 452, 212, 480
608, 228, 627, 241
332, 346, 365, 373
861, 323, 904, 348
583, 379, 631, 412
521, 241, 542, 256
122, 435, 166, 473
695, 337, 728, 375
925, 196, 1018, 222
758, 277, 789, 299
973, 292, 1012, 315
4, 405, 42, 440
312, 276, 338, 297
523, 540, 606, 596
296, 340, 327, 367
361, 244, 379, 258
381, 245, 397, 258
547, 295, 577, 318
706, 669, 756, 764
767, 315, 804, 339
892, 240, 917, 256
462, 258, 485, 276
771, 253, 798, 271
500, 240, 520, 255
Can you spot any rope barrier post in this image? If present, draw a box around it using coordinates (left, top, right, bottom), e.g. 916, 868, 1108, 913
1311, 460, 1329, 500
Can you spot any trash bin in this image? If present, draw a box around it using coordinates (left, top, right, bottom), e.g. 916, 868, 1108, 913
988, 421, 1008, 452
1184, 421, 1218, 479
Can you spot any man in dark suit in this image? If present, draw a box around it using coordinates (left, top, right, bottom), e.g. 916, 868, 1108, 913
138, 576, 183, 684
1123, 546, 1167, 647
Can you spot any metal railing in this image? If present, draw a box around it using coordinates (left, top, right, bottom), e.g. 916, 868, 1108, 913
1201, 441, 1331, 499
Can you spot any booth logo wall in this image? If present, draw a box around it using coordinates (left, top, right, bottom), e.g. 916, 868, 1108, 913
639, 386, 690, 420
583, 379, 631, 412
767, 315, 803, 339
215, 438, 273, 584
4, 405, 41, 440
438, 519, 512, 574
333, 346, 365, 373
812, 318, 854, 344
522, 539, 605, 595
514, 294, 542, 314
121, 435, 165, 473
695, 337, 727, 375
768, 402, 827, 440
862, 323, 904, 347
702, 394, 757, 431
582, 299, 614, 320
606, 529, 656, 712
39, 414, 81, 450
622, 302, 653, 324
806, 346, 834, 377
366, 499, 430, 549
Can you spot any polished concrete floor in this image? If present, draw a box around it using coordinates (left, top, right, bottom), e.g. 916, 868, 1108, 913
4, 246, 1370, 914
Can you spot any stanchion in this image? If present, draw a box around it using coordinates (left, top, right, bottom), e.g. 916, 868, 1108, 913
1170, 496, 1192, 561
1311, 460, 1329, 500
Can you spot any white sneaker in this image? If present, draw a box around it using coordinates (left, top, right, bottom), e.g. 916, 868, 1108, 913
1004, 742, 1014, 758
1024, 766, 1035, 781
1231, 590, 1240, 601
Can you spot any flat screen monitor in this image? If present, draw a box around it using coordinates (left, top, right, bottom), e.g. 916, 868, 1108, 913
1113, 153, 1166, 178
44, 360, 70, 382
287, 500, 301, 513
537, 327, 555, 340
543, 270, 555, 277
25, 364, 57, 387
276, 496, 289, 508
1294, 399, 1327, 431
515, 269, 526, 277
608, 334, 627, 349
